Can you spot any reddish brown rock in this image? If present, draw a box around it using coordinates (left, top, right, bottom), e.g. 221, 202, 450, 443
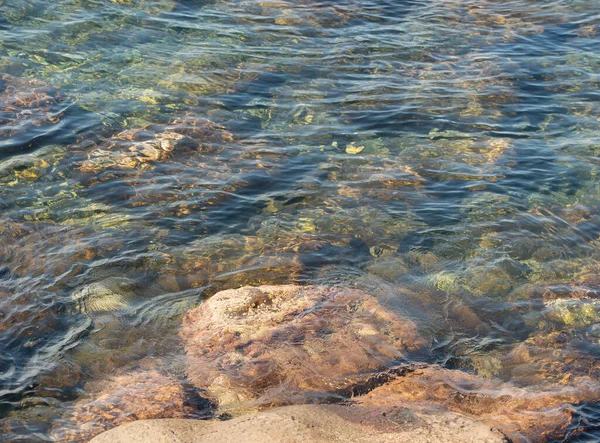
181, 285, 426, 411
49, 359, 193, 442
354, 365, 600, 442
499, 328, 600, 386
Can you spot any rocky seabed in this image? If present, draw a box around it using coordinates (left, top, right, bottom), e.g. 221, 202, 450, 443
41, 285, 600, 443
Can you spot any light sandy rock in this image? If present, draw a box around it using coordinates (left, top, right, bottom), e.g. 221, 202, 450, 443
180, 285, 426, 411
90, 404, 506, 443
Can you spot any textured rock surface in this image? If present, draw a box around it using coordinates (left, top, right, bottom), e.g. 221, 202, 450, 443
71, 277, 138, 315
355, 365, 600, 442
49, 359, 194, 442
180, 285, 426, 411
90, 404, 506, 443
79, 117, 233, 172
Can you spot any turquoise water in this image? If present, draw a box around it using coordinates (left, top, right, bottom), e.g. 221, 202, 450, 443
1, 0, 600, 440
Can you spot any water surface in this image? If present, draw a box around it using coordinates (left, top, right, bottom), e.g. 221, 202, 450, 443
1, 0, 600, 440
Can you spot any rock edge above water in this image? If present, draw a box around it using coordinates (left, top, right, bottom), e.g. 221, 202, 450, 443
89, 404, 506, 443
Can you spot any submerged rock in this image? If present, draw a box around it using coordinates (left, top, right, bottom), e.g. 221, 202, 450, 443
71, 277, 138, 316
0, 155, 51, 185
79, 117, 233, 173
89, 404, 505, 443
49, 358, 194, 442
0, 74, 64, 139
354, 365, 600, 442
499, 326, 600, 386
80, 129, 189, 172
180, 285, 426, 412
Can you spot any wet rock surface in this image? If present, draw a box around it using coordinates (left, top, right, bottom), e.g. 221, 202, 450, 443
176, 284, 600, 441
355, 365, 600, 442
9, 283, 600, 442
71, 277, 139, 316
180, 285, 427, 411
48, 358, 197, 442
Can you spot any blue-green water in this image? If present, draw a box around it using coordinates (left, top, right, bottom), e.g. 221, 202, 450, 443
1, 0, 600, 440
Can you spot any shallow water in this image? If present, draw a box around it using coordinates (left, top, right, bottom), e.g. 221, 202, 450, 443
1, 0, 600, 440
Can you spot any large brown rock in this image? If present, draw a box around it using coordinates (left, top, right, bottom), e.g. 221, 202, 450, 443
354, 365, 600, 442
49, 359, 194, 442
89, 404, 506, 443
180, 285, 426, 411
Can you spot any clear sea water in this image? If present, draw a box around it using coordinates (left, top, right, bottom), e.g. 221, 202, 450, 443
1, 0, 600, 440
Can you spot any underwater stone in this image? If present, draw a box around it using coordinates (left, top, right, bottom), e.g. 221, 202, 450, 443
80, 130, 188, 172
79, 116, 233, 173
465, 265, 514, 298
500, 327, 600, 386
181, 285, 426, 412
71, 277, 137, 316
365, 256, 408, 281
49, 359, 193, 442
355, 364, 600, 442
0, 74, 64, 139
